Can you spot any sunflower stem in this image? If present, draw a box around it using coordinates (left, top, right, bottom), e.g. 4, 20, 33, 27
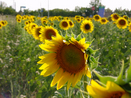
84, 75, 87, 97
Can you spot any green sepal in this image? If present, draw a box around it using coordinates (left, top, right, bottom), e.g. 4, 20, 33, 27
76, 33, 82, 41
93, 70, 117, 85
121, 82, 131, 94
71, 31, 75, 38
115, 60, 126, 85
86, 47, 98, 55
88, 56, 99, 69
125, 56, 131, 83
86, 39, 94, 45
64, 32, 70, 41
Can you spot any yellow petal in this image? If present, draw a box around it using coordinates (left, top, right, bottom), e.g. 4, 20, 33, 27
39, 44, 57, 52
86, 68, 91, 78
57, 72, 71, 90
121, 93, 130, 98
43, 61, 59, 77
50, 68, 63, 87
72, 71, 83, 87
67, 74, 74, 90
79, 37, 85, 45
91, 80, 107, 91
86, 85, 106, 98
39, 63, 49, 70
106, 81, 125, 92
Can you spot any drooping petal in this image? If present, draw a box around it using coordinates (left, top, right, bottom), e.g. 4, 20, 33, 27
43, 61, 59, 77
67, 74, 74, 90
57, 71, 71, 90
50, 68, 63, 87
106, 81, 125, 92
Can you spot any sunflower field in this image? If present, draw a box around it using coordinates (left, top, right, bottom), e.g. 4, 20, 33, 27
0, 13, 131, 98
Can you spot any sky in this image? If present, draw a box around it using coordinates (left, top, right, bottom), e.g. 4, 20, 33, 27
1, 0, 131, 12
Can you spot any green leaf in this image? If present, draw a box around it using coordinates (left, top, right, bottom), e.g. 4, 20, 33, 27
76, 33, 82, 41
93, 70, 117, 85
125, 56, 131, 83
115, 60, 126, 85
86, 47, 98, 55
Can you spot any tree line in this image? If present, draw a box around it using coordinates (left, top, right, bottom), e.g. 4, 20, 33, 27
0, 1, 131, 17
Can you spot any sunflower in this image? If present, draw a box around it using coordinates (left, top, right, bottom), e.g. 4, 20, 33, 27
100, 17, 109, 25
111, 13, 120, 21
16, 18, 21, 23
39, 26, 59, 43
0, 23, 2, 29
28, 23, 38, 34
38, 35, 91, 90
80, 20, 94, 33
68, 20, 74, 28
87, 80, 130, 98
93, 14, 101, 22
41, 19, 48, 26
32, 26, 44, 40
128, 23, 131, 32
59, 20, 70, 30
123, 15, 128, 20
76, 18, 81, 23
116, 17, 128, 29
0, 20, 6, 26
4, 20, 8, 26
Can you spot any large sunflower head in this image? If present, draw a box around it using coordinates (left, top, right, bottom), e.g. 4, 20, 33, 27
111, 13, 120, 21
93, 14, 101, 21
80, 20, 94, 33
100, 17, 109, 25
38, 35, 91, 90
39, 26, 59, 43
116, 17, 128, 29
59, 20, 70, 30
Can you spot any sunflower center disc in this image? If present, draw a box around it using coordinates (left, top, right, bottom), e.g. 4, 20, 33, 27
45, 29, 56, 40
62, 22, 68, 27
110, 92, 123, 98
59, 44, 85, 73
119, 20, 126, 25
85, 24, 90, 30
114, 15, 119, 20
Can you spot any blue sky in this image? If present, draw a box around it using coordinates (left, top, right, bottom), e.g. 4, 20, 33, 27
1, 0, 131, 12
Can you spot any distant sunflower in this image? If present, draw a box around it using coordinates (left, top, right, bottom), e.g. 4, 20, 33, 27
116, 17, 128, 29
38, 35, 91, 90
123, 15, 128, 20
0, 23, 2, 29
1, 20, 6, 26
93, 14, 101, 21
32, 26, 44, 40
39, 26, 59, 43
128, 23, 131, 32
76, 18, 81, 23
80, 20, 94, 33
111, 13, 119, 21
68, 20, 74, 28
59, 20, 70, 30
4, 20, 8, 26
100, 17, 108, 24
17, 18, 21, 23
28, 23, 38, 34
41, 19, 48, 26
25, 21, 30, 25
